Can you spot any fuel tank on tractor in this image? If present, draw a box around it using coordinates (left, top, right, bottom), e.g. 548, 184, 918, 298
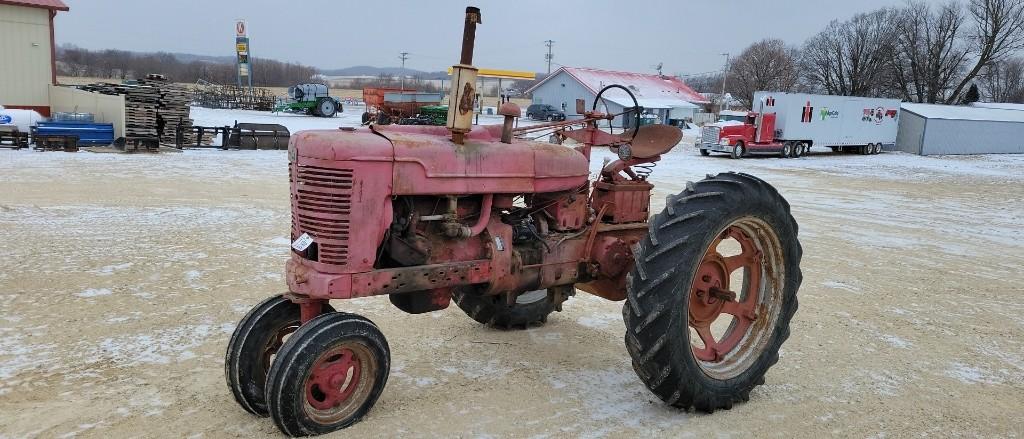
292, 124, 591, 195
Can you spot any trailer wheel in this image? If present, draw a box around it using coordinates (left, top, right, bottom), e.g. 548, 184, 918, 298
792, 142, 804, 158
780, 142, 792, 158
452, 286, 572, 329
316, 99, 338, 118
730, 142, 745, 159
874, 143, 883, 154
225, 295, 335, 417
265, 312, 390, 437
624, 172, 801, 413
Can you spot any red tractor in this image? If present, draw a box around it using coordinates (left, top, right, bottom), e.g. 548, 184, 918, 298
225, 7, 802, 436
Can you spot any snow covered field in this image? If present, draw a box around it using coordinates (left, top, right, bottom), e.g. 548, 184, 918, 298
190, 105, 532, 144
1, 110, 1023, 437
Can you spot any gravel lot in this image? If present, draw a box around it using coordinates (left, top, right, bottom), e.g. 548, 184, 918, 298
1, 121, 1022, 437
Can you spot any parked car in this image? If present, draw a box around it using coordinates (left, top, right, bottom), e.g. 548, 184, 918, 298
526, 104, 566, 121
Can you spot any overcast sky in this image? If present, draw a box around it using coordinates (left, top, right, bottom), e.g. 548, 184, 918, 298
57, 0, 945, 75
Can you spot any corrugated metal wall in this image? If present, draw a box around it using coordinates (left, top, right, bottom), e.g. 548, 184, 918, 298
895, 111, 926, 154
0, 5, 52, 108
921, 119, 1024, 155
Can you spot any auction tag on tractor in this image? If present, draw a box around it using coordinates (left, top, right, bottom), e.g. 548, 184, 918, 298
291, 233, 314, 252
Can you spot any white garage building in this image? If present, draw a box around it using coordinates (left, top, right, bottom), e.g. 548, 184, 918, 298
0, 0, 68, 116
896, 103, 1024, 155
526, 67, 708, 128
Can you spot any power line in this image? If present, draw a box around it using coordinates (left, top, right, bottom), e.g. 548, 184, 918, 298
398, 51, 410, 90
544, 40, 555, 74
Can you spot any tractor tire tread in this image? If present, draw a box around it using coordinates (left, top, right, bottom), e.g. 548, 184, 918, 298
622, 172, 802, 413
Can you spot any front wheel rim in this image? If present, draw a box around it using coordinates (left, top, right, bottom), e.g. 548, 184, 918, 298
303, 342, 377, 425
687, 217, 785, 380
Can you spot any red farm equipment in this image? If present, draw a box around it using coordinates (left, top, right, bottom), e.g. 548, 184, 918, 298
225, 7, 802, 436
360, 87, 445, 125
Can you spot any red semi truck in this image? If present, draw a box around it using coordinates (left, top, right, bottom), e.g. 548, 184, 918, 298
698, 92, 901, 158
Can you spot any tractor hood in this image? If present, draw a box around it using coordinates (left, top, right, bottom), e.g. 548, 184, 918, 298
290, 125, 590, 195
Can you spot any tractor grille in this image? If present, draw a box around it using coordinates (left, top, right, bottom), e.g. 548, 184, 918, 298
291, 165, 353, 265
701, 126, 721, 145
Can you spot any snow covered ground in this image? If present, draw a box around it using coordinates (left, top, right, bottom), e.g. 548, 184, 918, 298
190, 105, 532, 145
0, 112, 1023, 437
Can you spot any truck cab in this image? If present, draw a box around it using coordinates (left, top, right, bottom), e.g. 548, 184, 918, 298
699, 111, 783, 158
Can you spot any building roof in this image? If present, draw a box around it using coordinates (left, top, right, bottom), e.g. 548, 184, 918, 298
527, 67, 710, 106
902, 102, 1024, 123
971, 102, 1024, 111
0, 0, 68, 10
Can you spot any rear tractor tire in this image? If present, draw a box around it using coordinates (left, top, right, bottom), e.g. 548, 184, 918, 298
623, 172, 802, 413
265, 312, 390, 436
225, 295, 334, 417
452, 286, 574, 329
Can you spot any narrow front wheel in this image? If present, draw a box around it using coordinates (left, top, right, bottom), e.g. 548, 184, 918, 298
265, 312, 390, 436
225, 295, 334, 417
624, 172, 802, 412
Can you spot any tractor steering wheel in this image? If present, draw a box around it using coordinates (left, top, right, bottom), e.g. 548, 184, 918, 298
593, 84, 642, 143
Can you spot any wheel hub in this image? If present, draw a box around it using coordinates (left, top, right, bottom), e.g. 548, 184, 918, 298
305, 347, 362, 411
688, 225, 766, 364
689, 254, 729, 325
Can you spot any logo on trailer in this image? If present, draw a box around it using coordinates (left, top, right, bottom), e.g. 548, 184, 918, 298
765, 96, 775, 106
819, 107, 839, 120
874, 107, 885, 124
801, 101, 813, 123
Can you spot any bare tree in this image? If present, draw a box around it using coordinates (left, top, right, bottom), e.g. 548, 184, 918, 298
945, 0, 1024, 102
979, 57, 1024, 101
56, 45, 318, 87
891, 1, 972, 103
682, 72, 723, 94
725, 39, 800, 108
800, 9, 901, 97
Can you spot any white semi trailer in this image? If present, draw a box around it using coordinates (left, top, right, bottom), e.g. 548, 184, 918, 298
698, 92, 902, 158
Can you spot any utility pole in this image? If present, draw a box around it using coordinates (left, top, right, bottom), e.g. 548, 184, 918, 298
720, 53, 730, 113
399, 51, 409, 90
544, 40, 555, 74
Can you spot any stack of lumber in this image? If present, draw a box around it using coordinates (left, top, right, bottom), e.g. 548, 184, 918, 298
79, 74, 197, 145
79, 82, 160, 139
140, 75, 194, 144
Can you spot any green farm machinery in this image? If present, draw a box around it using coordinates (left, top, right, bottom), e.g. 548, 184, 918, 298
273, 83, 343, 117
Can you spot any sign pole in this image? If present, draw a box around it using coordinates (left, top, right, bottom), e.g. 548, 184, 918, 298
235, 19, 251, 89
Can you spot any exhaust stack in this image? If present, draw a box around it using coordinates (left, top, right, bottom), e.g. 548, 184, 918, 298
447, 6, 481, 145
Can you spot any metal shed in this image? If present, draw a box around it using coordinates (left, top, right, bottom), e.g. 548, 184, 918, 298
896, 103, 1024, 155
